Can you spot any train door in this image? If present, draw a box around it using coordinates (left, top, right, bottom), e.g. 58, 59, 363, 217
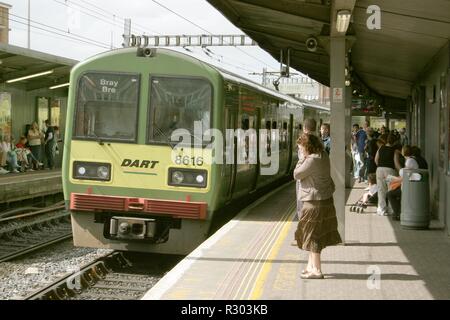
285, 113, 294, 174
231, 105, 258, 200
223, 84, 239, 204
224, 107, 238, 203
250, 108, 261, 192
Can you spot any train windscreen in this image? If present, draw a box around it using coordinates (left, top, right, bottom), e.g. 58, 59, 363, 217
148, 76, 212, 145
74, 72, 140, 142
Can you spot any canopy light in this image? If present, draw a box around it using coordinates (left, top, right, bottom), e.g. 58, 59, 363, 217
6, 70, 54, 83
49, 82, 70, 90
336, 10, 352, 33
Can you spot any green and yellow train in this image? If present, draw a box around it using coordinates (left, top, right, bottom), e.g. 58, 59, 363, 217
63, 47, 329, 255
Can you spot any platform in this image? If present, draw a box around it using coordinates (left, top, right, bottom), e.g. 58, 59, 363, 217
0, 170, 63, 204
143, 182, 450, 300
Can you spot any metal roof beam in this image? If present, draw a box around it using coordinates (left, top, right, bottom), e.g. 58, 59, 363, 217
240, 25, 329, 55
227, 0, 330, 24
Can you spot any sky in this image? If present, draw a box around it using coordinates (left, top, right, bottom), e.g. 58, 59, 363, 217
5, 0, 307, 84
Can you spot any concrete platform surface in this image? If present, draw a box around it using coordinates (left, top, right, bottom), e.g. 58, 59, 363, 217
143, 182, 450, 300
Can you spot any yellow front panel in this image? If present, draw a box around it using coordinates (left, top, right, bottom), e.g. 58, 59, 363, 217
69, 140, 212, 193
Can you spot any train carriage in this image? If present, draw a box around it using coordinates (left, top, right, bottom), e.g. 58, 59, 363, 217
63, 47, 329, 255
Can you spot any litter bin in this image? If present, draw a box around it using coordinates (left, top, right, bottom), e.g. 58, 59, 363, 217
400, 168, 430, 229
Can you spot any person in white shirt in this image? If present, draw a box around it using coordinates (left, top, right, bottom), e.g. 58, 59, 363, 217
387, 145, 419, 220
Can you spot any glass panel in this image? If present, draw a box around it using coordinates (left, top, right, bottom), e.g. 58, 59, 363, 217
439, 73, 446, 170
37, 97, 49, 133
447, 72, 450, 175
0, 92, 12, 139
149, 77, 211, 144
51, 99, 61, 128
74, 72, 140, 141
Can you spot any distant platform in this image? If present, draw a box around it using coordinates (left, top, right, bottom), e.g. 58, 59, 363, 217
0, 170, 62, 204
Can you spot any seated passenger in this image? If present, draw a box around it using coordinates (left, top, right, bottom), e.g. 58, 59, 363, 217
387, 145, 424, 220
0, 136, 20, 173
361, 173, 378, 205
16, 136, 36, 172
410, 146, 428, 170
0, 138, 9, 174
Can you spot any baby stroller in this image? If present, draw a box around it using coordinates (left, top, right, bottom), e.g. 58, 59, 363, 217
350, 191, 378, 213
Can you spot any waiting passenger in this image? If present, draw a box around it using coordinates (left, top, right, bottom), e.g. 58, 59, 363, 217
387, 145, 427, 220
0, 136, 20, 173
0, 136, 8, 174
399, 128, 409, 146
365, 128, 378, 175
27, 122, 43, 169
410, 146, 428, 170
291, 118, 317, 247
16, 136, 38, 171
362, 173, 378, 205
44, 120, 56, 170
374, 133, 398, 216
294, 133, 341, 279
320, 123, 331, 154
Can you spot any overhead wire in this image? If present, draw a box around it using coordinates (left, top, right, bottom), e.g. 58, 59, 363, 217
9, 22, 108, 50
52, 0, 161, 37
9, 18, 111, 49
77, 0, 163, 36
149, 0, 277, 70
9, 13, 113, 49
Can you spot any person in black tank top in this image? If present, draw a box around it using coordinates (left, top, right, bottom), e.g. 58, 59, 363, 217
374, 133, 398, 216
377, 145, 396, 169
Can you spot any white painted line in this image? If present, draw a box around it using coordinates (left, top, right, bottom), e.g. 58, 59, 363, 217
141, 181, 293, 300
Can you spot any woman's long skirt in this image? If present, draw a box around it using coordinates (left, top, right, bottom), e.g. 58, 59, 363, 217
295, 197, 342, 253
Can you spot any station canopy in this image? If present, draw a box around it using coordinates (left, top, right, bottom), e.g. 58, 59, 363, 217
207, 0, 450, 101
0, 43, 77, 91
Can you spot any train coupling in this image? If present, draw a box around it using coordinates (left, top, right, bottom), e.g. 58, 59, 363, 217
109, 216, 156, 240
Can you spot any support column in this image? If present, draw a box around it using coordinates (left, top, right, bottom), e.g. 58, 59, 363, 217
330, 36, 347, 242
345, 85, 353, 188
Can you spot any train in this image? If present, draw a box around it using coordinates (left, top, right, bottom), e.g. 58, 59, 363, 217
62, 47, 330, 255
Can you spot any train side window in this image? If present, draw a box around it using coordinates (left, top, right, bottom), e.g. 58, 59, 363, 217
282, 121, 288, 149
242, 118, 250, 130
272, 121, 277, 129
265, 120, 271, 130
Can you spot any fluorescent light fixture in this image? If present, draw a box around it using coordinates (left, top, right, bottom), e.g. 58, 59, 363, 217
49, 82, 70, 90
336, 9, 352, 33
6, 70, 54, 83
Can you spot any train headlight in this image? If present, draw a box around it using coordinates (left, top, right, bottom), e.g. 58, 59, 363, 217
195, 174, 204, 183
97, 166, 110, 179
168, 168, 207, 188
73, 161, 111, 181
78, 166, 86, 175
171, 171, 184, 184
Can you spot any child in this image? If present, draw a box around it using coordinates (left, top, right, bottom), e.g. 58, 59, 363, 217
362, 173, 378, 205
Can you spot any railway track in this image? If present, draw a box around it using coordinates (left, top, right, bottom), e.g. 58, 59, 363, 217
0, 205, 71, 262
25, 251, 182, 300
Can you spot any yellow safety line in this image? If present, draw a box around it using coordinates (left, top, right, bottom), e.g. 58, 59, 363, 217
249, 206, 296, 300
232, 201, 295, 300
239, 202, 295, 299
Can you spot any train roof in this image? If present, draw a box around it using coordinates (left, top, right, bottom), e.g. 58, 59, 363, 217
75, 47, 330, 112
155, 48, 330, 112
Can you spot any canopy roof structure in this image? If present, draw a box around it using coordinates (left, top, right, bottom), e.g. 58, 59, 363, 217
0, 43, 77, 91
207, 0, 450, 108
